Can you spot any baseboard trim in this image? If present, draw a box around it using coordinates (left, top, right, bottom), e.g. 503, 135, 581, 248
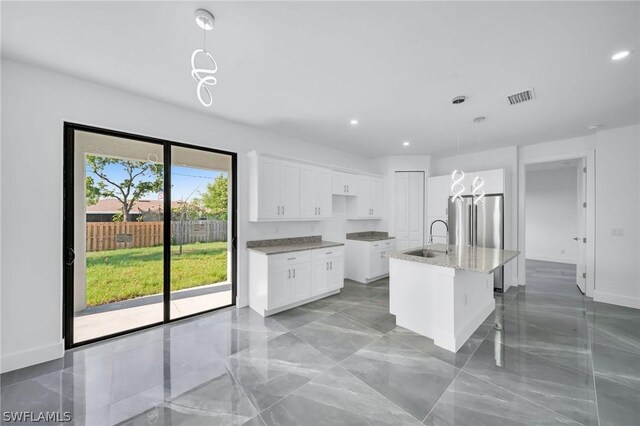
1, 341, 64, 373
593, 291, 640, 310
526, 255, 577, 265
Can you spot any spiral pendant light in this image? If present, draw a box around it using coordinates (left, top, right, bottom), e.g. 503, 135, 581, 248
191, 9, 218, 107
451, 96, 466, 202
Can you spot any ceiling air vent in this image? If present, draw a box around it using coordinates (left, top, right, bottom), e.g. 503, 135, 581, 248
507, 88, 536, 105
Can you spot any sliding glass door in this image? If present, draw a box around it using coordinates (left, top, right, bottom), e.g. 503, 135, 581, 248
170, 146, 233, 320
63, 124, 236, 348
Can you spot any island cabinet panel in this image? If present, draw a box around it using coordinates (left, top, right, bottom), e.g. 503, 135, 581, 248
248, 247, 344, 316
345, 239, 394, 283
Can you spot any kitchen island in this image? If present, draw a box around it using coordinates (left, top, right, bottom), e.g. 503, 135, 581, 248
388, 244, 519, 352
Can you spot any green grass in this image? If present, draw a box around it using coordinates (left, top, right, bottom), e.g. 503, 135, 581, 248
86, 242, 227, 306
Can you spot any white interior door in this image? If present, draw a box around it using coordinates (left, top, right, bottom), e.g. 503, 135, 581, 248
576, 159, 587, 293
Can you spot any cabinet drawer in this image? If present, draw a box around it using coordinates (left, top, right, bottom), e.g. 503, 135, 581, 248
383, 240, 395, 248
269, 251, 312, 268
311, 246, 344, 260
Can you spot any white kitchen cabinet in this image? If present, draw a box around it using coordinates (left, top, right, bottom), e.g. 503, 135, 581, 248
332, 171, 358, 196
347, 175, 383, 219
345, 239, 395, 283
427, 175, 451, 218
248, 246, 344, 316
300, 165, 332, 219
250, 155, 301, 221
311, 248, 344, 296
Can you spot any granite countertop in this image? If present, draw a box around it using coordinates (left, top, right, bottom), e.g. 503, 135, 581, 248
247, 235, 344, 255
388, 243, 520, 274
346, 231, 395, 242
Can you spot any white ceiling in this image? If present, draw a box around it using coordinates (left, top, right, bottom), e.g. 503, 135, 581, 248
2, 1, 639, 158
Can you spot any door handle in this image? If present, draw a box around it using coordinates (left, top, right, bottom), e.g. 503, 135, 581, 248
282, 205, 285, 215
65, 247, 75, 266
277, 206, 280, 215
293, 268, 296, 278
346, 185, 349, 193
326, 262, 329, 270
344, 185, 347, 192
288, 269, 291, 279
573, 237, 579, 241
232, 236, 237, 250
330, 261, 333, 270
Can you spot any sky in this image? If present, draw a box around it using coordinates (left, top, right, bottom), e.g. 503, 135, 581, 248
85, 161, 226, 202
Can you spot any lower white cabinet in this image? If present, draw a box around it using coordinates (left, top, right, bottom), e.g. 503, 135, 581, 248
345, 239, 395, 283
249, 247, 345, 316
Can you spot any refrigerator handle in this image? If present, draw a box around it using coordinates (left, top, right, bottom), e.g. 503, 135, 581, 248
473, 204, 478, 246
468, 204, 473, 246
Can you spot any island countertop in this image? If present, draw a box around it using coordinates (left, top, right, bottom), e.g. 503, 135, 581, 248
388, 243, 519, 274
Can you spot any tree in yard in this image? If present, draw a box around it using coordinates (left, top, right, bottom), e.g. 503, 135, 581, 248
202, 175, 228, 220
85, 156, 164, 222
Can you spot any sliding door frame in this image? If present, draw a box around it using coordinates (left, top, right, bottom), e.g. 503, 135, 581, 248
63, 122, 237, 349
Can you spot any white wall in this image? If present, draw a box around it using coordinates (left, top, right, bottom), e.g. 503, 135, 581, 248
430, 146, 519, 290
593, 125, 640, 308
525, 167, 578, 264
0, 59, 381, 372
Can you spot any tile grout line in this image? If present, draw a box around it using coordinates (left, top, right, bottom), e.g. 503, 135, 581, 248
336, 334, 427, 424
420, 323, 485, 424
585, 297, 602, 426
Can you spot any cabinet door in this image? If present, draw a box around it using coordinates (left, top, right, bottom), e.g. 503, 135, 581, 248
311, 259, 328, 296
370, 177, 383, 218
476, 169, 504, 194
280, 161, 300, 218
291, 263, 311, 301
327, 256, 344, 291
395, 173, 409, 250
379, 249, 390, 276
368, 244, 383, 278
259, 158, 282, 219
300, 165, 319, 218
427, 175, 450, 218
407, 173, 424, 248
316, 168, 333, 218
356, 175, 371, 217
268, 266, 292, 309
332, 171, 346, 195
343, 173, 358, 195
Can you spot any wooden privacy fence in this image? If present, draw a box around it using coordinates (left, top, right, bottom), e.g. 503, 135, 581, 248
86, 220, 227, 252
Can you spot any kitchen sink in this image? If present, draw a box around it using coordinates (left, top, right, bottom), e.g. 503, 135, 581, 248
405, 249, 446, 258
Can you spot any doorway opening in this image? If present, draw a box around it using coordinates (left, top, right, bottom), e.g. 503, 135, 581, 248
63, 123, 237, 348
524, 158, 587, 296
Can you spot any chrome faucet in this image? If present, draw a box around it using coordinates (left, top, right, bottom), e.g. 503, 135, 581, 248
429, 220, 449, 245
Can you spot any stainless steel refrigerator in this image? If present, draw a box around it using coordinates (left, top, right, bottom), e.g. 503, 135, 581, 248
448, 194, 504, 291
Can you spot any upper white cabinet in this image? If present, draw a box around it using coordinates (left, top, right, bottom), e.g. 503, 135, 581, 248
427, 175, 451, 219
300, 165, 332, 219
348, 175, 383, 219
250, 155, 301, 221
249, 151, 383, 222
332, 171, 358, 196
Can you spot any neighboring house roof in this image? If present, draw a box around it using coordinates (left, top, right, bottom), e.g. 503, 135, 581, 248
86, 198, 183, 214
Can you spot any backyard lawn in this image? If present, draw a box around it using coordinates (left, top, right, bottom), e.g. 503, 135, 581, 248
86, 242, 228, 306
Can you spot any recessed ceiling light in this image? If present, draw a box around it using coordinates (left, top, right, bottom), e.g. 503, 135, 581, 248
611, 50, 631, 61
587, 123, 602, 130
403, 141, 410, 147
350, 119, 359, 126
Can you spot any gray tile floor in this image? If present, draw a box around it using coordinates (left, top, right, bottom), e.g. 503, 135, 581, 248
2, 260, 639, 425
